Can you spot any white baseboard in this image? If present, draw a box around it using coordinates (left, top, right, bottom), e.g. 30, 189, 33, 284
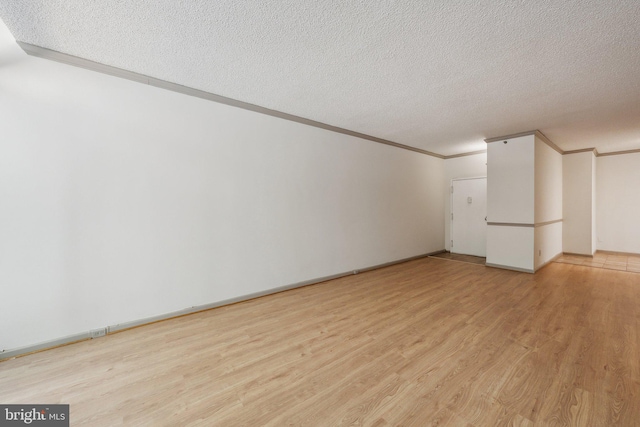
485, 263, 534, 274
1, 250, 444, 361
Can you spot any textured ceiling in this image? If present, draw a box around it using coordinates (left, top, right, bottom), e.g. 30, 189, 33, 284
1, 1, 640, 156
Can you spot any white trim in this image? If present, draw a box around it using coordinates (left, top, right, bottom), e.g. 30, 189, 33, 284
16, 41, 447, 159
443, 150, 487, 159
0, 251, 444, 361
485, 263, 535, 274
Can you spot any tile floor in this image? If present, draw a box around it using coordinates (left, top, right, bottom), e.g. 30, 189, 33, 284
429, 252, 486, 266
554, 252, 640, 273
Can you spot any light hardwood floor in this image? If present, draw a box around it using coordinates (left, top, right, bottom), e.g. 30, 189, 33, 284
1, 258, 639, 426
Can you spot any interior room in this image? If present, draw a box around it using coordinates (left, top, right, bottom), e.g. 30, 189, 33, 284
1, 1, 639, 425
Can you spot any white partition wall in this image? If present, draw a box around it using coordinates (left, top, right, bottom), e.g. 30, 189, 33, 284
487, 135, 535, 224
486, 132, 563, 272
596, 152, 640, 254
486, 135, 536, 271
563, 151, 596, 255
487, 225, 535, 271
591, 153, 597, 255
533, 135, 563, 269
534, 222, 563, 270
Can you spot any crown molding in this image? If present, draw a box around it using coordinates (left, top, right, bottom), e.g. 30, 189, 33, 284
17, 42, 447, 159
563, 147, 598, 155
596, 148, 640, 157
485, 131, 640, 158
534, 130, 563, 154
484, 130, 539, 144
484, 130, 562, 154
443, 149, 487, 159
562, 147, 640, 157
16, 42, 640, 161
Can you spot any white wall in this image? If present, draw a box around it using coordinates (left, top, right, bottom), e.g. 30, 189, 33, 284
486, 135, 562, 272
596, 152, 640, 254
533, 137, 563, 269
487, 135, 535, 224
443, 153, 487, 251
0, 24, 444, 352
534, 222, 563, 270
562, 151, 595, 255
486, 135, 535, 271
534, 138, 563, 223
486, 226, 534, 271
592, 153, 597, 254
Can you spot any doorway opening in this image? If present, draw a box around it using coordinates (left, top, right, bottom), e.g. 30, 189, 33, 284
430, 252, 486, 266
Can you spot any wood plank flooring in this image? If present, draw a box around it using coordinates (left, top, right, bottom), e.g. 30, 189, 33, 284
1, 258, 639, 426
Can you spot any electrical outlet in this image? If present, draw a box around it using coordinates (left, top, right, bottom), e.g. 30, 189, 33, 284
539, 250, 541, 256
89, 328, 107, 339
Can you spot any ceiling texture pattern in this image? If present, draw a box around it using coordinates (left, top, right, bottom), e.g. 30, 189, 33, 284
1, 0, 639, 156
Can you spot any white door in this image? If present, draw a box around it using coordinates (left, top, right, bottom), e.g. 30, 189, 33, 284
451, 177, 487, 257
